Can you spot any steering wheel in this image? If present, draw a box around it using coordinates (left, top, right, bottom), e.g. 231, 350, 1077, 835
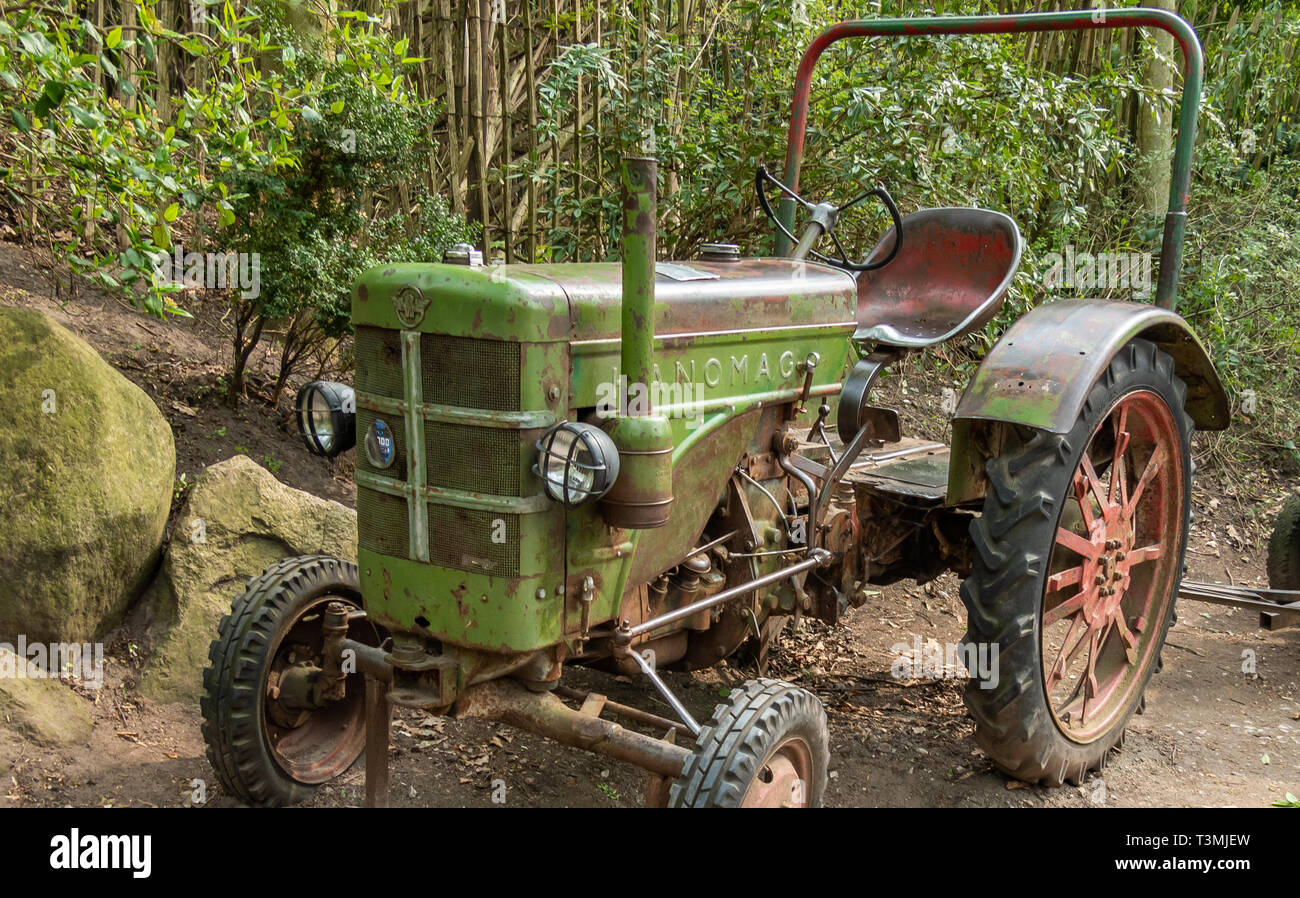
755, 165, 903, 272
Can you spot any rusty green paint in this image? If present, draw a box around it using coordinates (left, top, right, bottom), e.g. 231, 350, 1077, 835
570, 323, 853, 413
778, 9, 1203, 311
359, 544, 564, 652
599, 414, 674, 530
566, 259, 855, 339
952, 299, 1230, 434
620, 157, 658, 397
354, 264, 568, 341
562, 332, 853, 635
351, 177, 857, 654
358, 393, 555, 429
355, 329, 569, 649
623, 410, 759, 587
352, 255, 854, 649
354, 259, 854, 343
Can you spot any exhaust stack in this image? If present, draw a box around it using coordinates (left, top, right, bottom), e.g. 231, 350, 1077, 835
599, 157, 674, 530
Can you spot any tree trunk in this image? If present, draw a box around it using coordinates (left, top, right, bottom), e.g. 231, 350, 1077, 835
1135, 0, 1177, 217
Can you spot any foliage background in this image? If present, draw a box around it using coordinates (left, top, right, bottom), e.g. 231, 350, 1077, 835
0, 0, 1297, 457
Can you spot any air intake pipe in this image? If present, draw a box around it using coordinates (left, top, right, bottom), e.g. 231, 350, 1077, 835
599, 156, 674, 530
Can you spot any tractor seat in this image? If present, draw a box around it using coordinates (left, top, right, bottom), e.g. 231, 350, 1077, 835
853, 207, 1023, 348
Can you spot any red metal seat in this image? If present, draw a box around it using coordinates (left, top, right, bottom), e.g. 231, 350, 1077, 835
853, 207, 1022, 348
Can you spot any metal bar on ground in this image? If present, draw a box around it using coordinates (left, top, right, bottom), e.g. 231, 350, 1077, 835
554, 686, 697, 738
1178, 580, 1300, 630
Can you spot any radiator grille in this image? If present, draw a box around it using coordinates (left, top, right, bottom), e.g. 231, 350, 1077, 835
354, 326, 404, 399
356, 487, 409, 558
355, 406, 408, 482
354, 324, 529, 577
427, 505, 520, 578
425, 421, 521, 496
421, 334, 521, 411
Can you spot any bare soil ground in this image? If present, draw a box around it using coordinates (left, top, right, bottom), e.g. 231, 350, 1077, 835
1, 241, 1298, 808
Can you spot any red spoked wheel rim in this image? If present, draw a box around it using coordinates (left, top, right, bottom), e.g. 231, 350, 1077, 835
742, 738, 815, 807
1041, 390, 1185, 744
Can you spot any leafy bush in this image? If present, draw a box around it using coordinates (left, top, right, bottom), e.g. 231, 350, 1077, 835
217, 43, 474, 405
0, 0, 305, 315
0, 0, 472, 405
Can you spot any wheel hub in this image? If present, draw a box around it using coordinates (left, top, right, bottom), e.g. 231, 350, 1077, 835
1078, 517, 1135, 628
742, 738, 814, 808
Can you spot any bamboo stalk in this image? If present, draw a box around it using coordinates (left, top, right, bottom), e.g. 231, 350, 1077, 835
498, 0, 513, 262
550, 0, 559, 253
474, 0, 490, 254
156, 0, 174, 123
593, 0, 604, 257
459, 0, 471, 179
573, 0, 583, 259
525, 0, 538, 261
121, 0, 138, 107
94, 0, 105, 91
440, 0, 464, 212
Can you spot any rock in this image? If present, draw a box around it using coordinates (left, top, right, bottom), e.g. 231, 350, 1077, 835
0, 306, 174, 642
140, 455, 356, 703
0, 649, 93, 746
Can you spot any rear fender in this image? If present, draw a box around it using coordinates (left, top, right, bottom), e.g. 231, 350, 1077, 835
947, 299, 1228, 505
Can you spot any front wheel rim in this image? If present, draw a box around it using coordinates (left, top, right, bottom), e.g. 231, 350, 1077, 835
262, 595, 368, 784
742, 737, 815, 807
1041, 390, 1185, 743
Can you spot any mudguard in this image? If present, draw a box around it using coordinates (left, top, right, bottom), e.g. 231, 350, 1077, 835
947, 299, 1229, 505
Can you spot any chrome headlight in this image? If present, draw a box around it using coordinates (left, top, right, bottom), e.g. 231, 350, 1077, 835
533, 422, 620, 506
295, 381, 356, 457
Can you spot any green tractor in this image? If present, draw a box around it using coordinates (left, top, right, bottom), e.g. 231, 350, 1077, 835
201, 9, 1230, 807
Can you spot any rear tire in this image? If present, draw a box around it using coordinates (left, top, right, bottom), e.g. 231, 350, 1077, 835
200, 555, 379, 807
669, 678, 829, 807
1267, 495, 1300, 590
959, 339, 1193, 785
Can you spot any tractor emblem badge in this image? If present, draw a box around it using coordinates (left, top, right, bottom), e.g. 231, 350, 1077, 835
393, 286, 430, 328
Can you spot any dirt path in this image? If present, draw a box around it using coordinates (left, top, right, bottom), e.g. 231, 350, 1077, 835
2, 542, 1295, 809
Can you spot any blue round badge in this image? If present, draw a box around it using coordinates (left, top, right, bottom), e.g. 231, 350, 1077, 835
365, 418, 396, 469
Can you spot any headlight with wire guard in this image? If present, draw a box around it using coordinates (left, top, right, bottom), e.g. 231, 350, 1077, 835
533, 422, 620, 506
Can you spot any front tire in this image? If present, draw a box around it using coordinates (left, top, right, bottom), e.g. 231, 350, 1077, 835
669, 678, 829, 807
959, 339, 1193, 785
200, 555, 379, 807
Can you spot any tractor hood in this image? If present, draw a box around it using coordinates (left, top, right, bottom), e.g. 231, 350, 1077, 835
352, 258, 856, 342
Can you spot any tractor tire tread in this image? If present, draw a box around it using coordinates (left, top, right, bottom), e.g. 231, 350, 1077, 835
668, 678, 829, 808
200, 555, 360, 807
958, 339, 1193, 787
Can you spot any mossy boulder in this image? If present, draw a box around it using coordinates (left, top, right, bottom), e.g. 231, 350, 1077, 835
140, 455, 356, 703
0, 649, 94, 746
0, 306, 174, 643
